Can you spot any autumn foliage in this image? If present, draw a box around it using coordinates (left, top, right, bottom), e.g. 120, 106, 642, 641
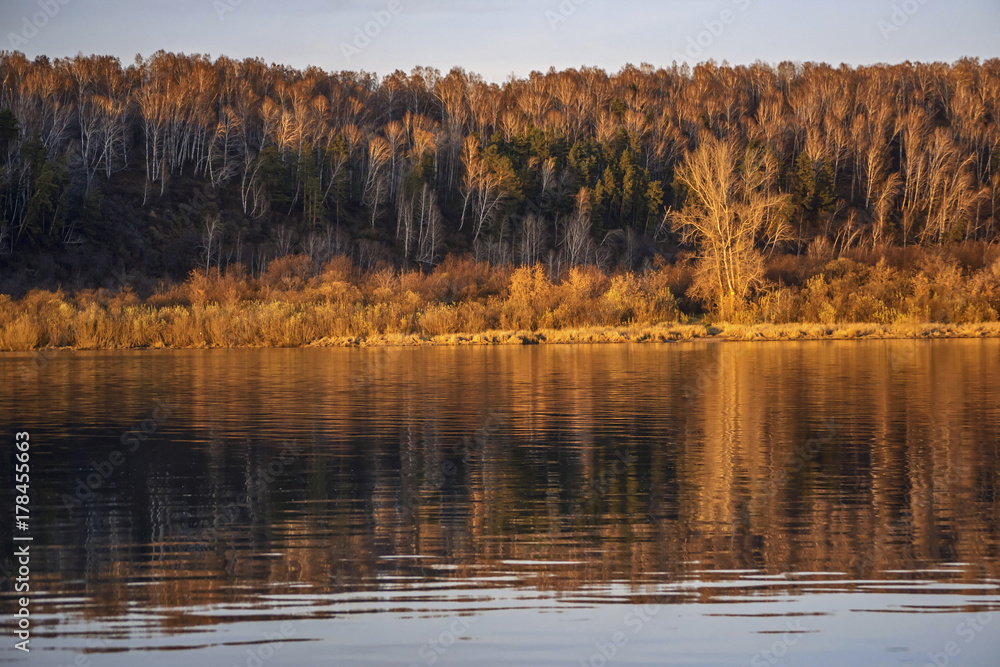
1, 243, 999, 350
0, 254, 672, 349
2, 53, 1000, 340
2, 54, 1000, 294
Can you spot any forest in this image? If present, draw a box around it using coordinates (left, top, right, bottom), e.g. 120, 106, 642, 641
1, 52, 1000, 347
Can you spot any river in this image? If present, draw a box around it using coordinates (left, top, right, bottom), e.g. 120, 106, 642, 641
1, 341, 998, 666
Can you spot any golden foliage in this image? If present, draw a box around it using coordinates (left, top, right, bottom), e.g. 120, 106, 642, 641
2, 247, 1000, 351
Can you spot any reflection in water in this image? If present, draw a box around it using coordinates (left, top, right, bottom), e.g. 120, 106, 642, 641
1, 341, 999, 665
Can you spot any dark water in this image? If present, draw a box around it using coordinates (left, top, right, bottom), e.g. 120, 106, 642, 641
1, 341, 999, 666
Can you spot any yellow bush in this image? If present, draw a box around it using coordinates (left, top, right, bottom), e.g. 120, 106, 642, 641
505, 265, 553, 330
5, 247, 1000, 350
419, 304, 461, 336
0, 314, 39, 351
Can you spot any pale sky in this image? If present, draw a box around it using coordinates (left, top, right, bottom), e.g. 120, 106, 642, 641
2, 0, 999, 81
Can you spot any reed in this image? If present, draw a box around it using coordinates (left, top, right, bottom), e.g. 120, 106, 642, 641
1, 248, 998, 351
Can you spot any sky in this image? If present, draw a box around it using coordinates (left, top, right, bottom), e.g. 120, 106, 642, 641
2, 0, 999, 81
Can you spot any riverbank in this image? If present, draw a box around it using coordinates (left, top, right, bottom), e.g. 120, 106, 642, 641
7, 320, 1000, 352
308, 322, 1000, 348
3, 250, 1000, 351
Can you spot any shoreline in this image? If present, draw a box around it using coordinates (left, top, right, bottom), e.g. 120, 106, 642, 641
308, 322, 1000, 347
5, 322, 999, 352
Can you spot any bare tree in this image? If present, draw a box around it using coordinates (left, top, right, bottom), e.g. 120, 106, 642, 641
517, 212, 546, 266
672, 134, 790, 317
200, 215, 222, 274
362, 136, 391, 227
416, 193, 444, 266
562, 188, 594, 267
459, 136, 510, 242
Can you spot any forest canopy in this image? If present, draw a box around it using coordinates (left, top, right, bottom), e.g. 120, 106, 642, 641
0, 52, 998, 307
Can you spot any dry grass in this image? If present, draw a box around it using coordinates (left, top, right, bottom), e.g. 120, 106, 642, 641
0, 256, 681, 350
2, 247, 1000, 351
309, 322, 1000, 348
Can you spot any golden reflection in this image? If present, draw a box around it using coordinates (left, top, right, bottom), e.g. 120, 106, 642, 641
6, 341, 999, 629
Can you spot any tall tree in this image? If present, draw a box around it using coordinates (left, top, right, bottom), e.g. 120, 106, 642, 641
672, 134, 790, 317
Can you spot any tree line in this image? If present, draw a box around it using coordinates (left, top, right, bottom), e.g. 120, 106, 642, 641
0, 52, 998, 303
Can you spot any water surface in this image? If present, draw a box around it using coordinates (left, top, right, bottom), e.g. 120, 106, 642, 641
1, 341, 999, 666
